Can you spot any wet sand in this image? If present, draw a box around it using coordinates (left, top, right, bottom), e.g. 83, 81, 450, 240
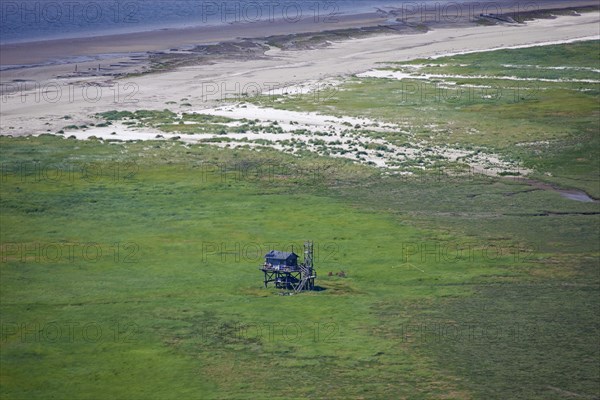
0, 12, 390, 66
1, 1, 597, 67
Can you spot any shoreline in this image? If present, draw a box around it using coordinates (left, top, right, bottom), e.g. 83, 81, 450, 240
1, 0, 596, 48
0, 3, 597, 95
0, 12, 388, 66
0, 0, 388, 46
0, 10, 598, 140
1, 1, 598, 67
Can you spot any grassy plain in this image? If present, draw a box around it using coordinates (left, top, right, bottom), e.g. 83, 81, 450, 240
1, 41, 599, 399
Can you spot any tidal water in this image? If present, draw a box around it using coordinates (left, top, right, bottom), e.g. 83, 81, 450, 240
0, 0, 539, 44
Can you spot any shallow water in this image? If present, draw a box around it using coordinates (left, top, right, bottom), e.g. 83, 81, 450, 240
0, 0, 404, 44
2, 0, 579, 44
559, 191, 598, 203
507, 177, 598, 203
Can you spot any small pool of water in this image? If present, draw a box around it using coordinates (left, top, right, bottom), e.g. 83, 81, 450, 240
507, 177, 599, 203
559, 191, 598, 203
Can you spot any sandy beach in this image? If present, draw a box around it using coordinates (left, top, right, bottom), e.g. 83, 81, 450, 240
1, 7, 598, 139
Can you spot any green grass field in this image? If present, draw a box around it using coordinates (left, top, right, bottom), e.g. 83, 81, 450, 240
1, 41, 599, 399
